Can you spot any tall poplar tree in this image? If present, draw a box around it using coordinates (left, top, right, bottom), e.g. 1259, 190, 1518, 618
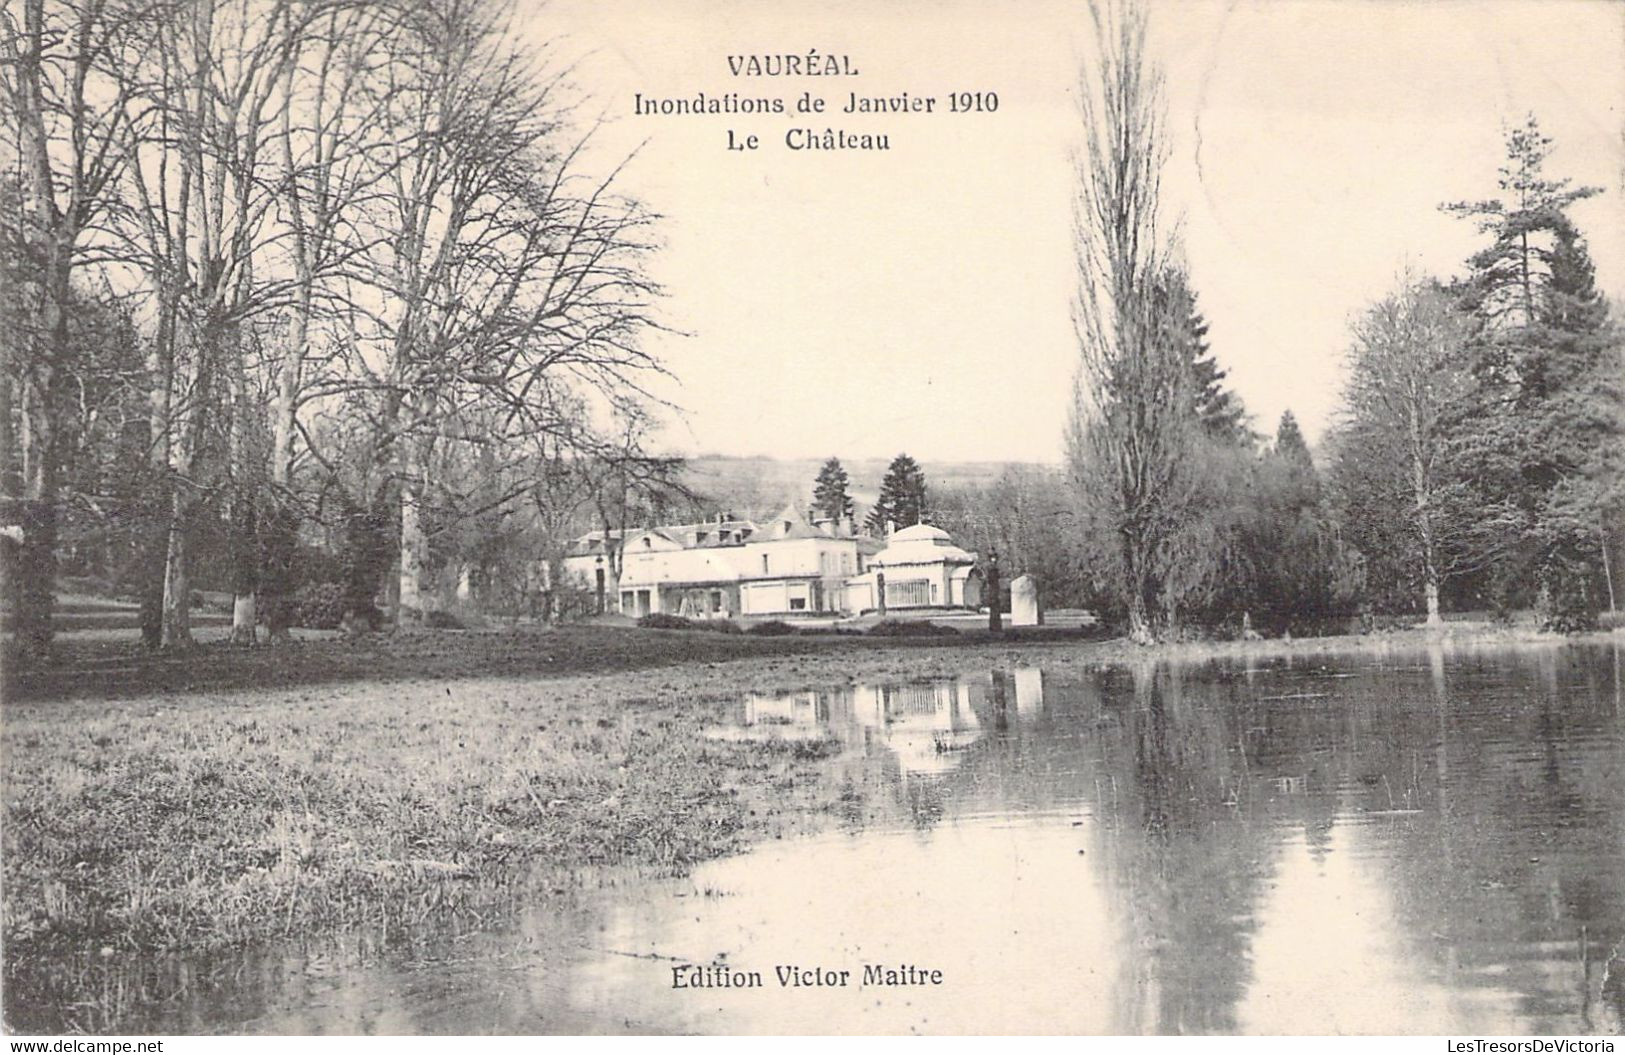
1066, 0, 1200, 643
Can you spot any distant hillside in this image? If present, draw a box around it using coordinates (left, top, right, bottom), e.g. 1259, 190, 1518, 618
676, 454, 1060, 521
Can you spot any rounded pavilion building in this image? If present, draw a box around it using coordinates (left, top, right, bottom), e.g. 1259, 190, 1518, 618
844, 523, 983, 612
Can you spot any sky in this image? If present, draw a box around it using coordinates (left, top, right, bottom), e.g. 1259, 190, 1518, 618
533, 0, 1625, 464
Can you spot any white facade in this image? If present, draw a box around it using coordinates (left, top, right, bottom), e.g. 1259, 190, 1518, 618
565, 511, 982, 619
738, 533, 871, 615
843, 523, 983, 612
578, 504, 885, 618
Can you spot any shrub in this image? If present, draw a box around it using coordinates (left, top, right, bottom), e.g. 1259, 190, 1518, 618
293, 582, 346, 630
424, 609, 466, 630
637, 613, 697, 631
1600, 610, 1624, 631
1356, 610, 1416, 635
635, 613, 747, 633
747, 620, 798, 636
345, 603, 386, 633
866, 619, 959, 638
1536, 572, 1599, 633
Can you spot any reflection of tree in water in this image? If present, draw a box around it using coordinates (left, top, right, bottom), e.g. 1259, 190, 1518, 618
748, 644, 1625, 1034
1089, 662, 1280, 1035
1366, 645, 1625, 1033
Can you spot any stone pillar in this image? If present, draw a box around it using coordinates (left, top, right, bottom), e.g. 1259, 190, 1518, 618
1011, 574, 1041, 627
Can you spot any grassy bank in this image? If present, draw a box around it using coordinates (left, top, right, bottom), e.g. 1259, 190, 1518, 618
3, 620, 1613, 1007
2, 659, 849, 965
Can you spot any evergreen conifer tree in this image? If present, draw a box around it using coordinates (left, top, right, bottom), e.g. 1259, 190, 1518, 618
1275, 410, 1312, 467
865, 454, 929, 535
1443, 115, 1619, 626
812, 457, 853, 522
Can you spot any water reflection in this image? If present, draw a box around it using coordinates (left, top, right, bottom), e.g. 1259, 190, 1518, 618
735, 679, 987, 778
9, 642, 1623, 1035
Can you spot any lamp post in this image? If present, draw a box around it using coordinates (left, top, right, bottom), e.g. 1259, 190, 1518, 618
987, 548, 1002, 635
595, 555, 606, 615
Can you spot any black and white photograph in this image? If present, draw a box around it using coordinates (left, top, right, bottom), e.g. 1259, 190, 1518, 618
1, 0, 1622, 1038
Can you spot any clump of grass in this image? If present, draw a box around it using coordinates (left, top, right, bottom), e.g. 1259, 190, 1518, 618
746, 620, 798, 637
867, 619, 960, 638
636, 613, 695, 630
744, 734, 843, 761
635, 614, 742, 634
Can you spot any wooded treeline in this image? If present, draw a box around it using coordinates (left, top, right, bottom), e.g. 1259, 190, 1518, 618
1055, 0, 1621, 641
2, 0, 680, 655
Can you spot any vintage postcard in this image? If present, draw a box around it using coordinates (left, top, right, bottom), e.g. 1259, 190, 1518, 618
1, 0, 1622, 1040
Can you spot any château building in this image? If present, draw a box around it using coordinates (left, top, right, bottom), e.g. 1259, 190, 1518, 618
561, 506, 982, 619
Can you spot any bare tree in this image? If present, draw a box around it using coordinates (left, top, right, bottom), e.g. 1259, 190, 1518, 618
339, 0, 664, 625
1, 0, 154, 657
1065, 0, 1197, 643
1333, 277, 1477, 624
586, 410, 686, 596
4, 0, 669, 648
118, 0, 316, 647
258, 0, 397, 640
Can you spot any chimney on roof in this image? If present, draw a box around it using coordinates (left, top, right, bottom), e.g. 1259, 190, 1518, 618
885, 519, 895, 537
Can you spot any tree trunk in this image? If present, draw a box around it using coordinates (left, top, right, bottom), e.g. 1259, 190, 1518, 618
229, 487, 258, 645
229, 362, 258, 646
14, 370, 59, 660
159, 307, 209, 650
12, 234, 72, 661
0, 374, 19, 643
9, 499, 57, 660
232, 592, 257, 643
138, 480, 167, 649
340, 487, 391, 634
263, 294, 308, 642
10, 3, 75, 663
1127, 591, 1155, 645
0, 370, 16, 500
398, 477, 427, 624
1602, 515, 1617, 615
260, 495, 297, 642
1411, 418, 1444, 628
160, 487, 193, 648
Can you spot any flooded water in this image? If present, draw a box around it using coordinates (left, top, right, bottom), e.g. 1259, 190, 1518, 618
14, 641, 1625, 1035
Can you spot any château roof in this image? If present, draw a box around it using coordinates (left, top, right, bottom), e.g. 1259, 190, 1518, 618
756, 502, 825, 542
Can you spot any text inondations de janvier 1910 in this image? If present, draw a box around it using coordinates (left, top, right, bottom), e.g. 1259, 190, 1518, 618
631, 51, 1002, 153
